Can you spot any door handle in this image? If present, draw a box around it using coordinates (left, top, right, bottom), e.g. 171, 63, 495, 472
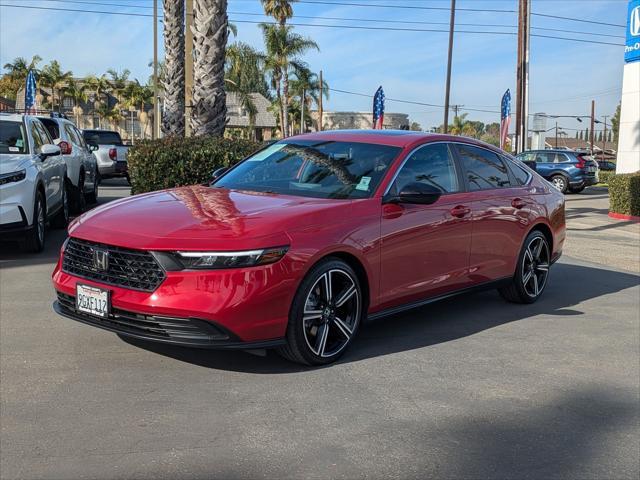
450, 205, 471, 218
512, 198, 526, 209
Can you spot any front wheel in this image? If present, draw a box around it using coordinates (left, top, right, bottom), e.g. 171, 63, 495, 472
51, 180, 69, 229
22, 191, 46, 253
499, 231, 551, 304
278, 258, 363, 365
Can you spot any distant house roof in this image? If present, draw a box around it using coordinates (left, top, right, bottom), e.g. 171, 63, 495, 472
226, 92, 276, 128
0, 96, 16, 111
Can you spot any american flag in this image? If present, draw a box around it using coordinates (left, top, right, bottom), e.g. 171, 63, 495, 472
500, 89, 511, 150
372, 86, 385, 130
24, 70, 37, 114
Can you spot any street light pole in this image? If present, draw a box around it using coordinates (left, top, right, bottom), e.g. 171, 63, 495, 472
589, 99, 595, 154
443, 0, 456, 134
152, 0, 159, 140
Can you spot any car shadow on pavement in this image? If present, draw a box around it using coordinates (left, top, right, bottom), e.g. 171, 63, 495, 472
122, 261, 640, 373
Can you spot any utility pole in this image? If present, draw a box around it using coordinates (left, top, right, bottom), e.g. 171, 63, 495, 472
555, 121, 558, 149
443, 0, 456, 134
602, 115, 609, 160
514, 0, 530, 153
185, 0, 194, 137
318, 70, 324, 131
300, 88, 305, 134
590, 100, 595, 154
152, 0, 159, 139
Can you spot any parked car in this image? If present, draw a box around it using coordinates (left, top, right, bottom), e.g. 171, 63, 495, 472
81, 129, 130, 183
1, 113, 69, 252
515, 149, 599, 193
52, 131, 565, 365
596, 160, 616, 171
38, 115, 99, 210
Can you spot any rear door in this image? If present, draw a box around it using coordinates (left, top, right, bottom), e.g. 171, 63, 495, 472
533, 152, 557, 179
379, 142, 473, 308
454, 143, 530, 283
30, 119, 63, 213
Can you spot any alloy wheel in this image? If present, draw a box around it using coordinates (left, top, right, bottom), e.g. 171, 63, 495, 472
521, 236, 550, 298
302, 269, 360, 358
552, 177, 566, 191
36, 199, 44, 245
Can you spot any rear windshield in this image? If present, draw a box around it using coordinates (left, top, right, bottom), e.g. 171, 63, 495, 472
0, 120, 29, 155
213, 140, 401, 200
83, 130, 123, 145
38, 118, 60, 140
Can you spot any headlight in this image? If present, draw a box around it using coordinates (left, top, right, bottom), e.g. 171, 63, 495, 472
175, 246, 289, 270
0, 169, 26, 186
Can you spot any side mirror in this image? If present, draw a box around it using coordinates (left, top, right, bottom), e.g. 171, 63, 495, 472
385, 182, 442, 205
40, 144, 61, 159
209, 167, 228, 185
87, 142, 99, 152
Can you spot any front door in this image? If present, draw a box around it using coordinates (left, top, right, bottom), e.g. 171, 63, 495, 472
379, 142, 473, 310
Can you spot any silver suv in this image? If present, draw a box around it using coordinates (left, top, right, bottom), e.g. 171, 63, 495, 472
0, 114, 69, 252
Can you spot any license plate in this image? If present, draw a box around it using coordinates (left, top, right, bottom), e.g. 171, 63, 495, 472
76, 284, 110, 318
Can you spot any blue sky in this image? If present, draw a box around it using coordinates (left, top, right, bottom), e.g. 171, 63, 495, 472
0, 0, 628, 134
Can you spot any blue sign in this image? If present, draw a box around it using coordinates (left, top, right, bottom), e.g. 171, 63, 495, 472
626, 0, 640, 63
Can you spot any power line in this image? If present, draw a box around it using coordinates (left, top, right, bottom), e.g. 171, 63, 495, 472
531, 12, 624, 28
0, 3, 625, 47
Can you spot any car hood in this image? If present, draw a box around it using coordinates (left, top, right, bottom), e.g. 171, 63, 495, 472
69, 185, 353, 250
0, 154, 32, 175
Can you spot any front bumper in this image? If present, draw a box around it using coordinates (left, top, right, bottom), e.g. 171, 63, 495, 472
53, 293, 284, 349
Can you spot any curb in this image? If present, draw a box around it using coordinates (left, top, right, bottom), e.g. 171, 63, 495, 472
608, 212, 640, 222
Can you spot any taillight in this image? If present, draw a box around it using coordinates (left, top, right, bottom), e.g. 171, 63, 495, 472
576, 155, 587, 169
108, 148, 117, 161
58, 141, 72, 155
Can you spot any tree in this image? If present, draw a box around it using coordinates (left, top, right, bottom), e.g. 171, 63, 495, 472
226, 42, 269, 99
40, 60, 73, 112
410, 122, 422, 131
579, 130, 584, 140
610, 103, 621, 144
574, 131, 579, 139
191, 0, 229, 137
607, 130, 612, 143
63, 79, 88, 126
162, 0, 185, 136
598, 131, 603, 142
449, 113, 468, 135
261, 0, 297, 26
261, 24, 318, 137
107, 68, 131, 105
289, 66, 328, 133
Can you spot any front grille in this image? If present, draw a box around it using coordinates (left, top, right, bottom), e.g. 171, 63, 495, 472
62, 237, 166, 292
56, 292, 231, 343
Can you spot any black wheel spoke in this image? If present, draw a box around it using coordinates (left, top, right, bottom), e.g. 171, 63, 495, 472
521, 236, 550, 298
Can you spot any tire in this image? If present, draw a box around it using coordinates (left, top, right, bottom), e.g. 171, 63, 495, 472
86, 171, 99, 204
22, 190, 46, 253
51, 180, 70, 229
71, 173, 86, 214
569, 186, 585, 194
278, 258, 363, 365
550, 175, 568, 194
499, 230, 551, 304
125, 173, 131, 185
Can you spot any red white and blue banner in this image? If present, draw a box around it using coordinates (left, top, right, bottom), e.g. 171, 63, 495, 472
500, 89, 511, 150
24, 70, 37, 114
372, 86, 385, 129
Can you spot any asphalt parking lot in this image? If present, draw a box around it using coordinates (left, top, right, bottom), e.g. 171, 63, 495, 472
1, 182, 638, 480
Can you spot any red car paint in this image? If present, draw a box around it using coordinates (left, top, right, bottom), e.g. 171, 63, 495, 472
52, 131, 565, 344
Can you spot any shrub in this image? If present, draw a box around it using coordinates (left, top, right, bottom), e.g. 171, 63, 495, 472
127, 136, 263, 194
609, 172, 640, 217
598, 171, 615, 185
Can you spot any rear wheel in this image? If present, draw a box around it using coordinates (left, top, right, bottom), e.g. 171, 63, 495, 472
22, 191, 46, 253
499, 230, 551, 304
550, 175, 568, 194
86, 171, 99, 204
51, 180, 69, 229
278, 258, 363, 365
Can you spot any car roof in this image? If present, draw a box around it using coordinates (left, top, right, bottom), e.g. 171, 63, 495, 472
0, 113, 28, 122
524, 149, 577, 154
286, 129, 500, 151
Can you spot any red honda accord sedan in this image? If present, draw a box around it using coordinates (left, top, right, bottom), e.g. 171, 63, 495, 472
52, 130, 565, 365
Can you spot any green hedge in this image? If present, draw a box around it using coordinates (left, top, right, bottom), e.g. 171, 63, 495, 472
127, 136, 263, 194
609, 172, 640, 217
598, 171, 615, 185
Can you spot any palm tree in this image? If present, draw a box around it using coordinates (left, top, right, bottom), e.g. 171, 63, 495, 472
85, 74, 112, 128
62, 79, 88, 126
290, 67, 328, 133
261, 24, 318, 137
261, 0, 297, 26
162, 0, 185, 136
3, 55, 42, 82
40, 60, 73, 112
449, 113, 468, 135
106, 68, 131, 104
191, 0, 229, 136
95, 103, 123, 130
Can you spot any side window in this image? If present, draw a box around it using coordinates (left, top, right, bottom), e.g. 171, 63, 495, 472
509, 160, 531, 186
556, 154, 571, 163
34, 121, 52, 146
30, 121, 45, 151
74, 127, 87, 148
456, 144, 512, 191
64, 124, 80, 145
390, 143, 459, 195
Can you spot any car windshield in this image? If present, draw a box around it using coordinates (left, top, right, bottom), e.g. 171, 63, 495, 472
83, 131, 123, 145
213, 140, 401, 199
0, 120, 29, 155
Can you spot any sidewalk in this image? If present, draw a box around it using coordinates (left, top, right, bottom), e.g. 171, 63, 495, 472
563, 187, 640, 273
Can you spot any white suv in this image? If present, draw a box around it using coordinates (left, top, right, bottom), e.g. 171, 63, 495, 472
0, 114, 69, 252
38, 115, 99, 211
